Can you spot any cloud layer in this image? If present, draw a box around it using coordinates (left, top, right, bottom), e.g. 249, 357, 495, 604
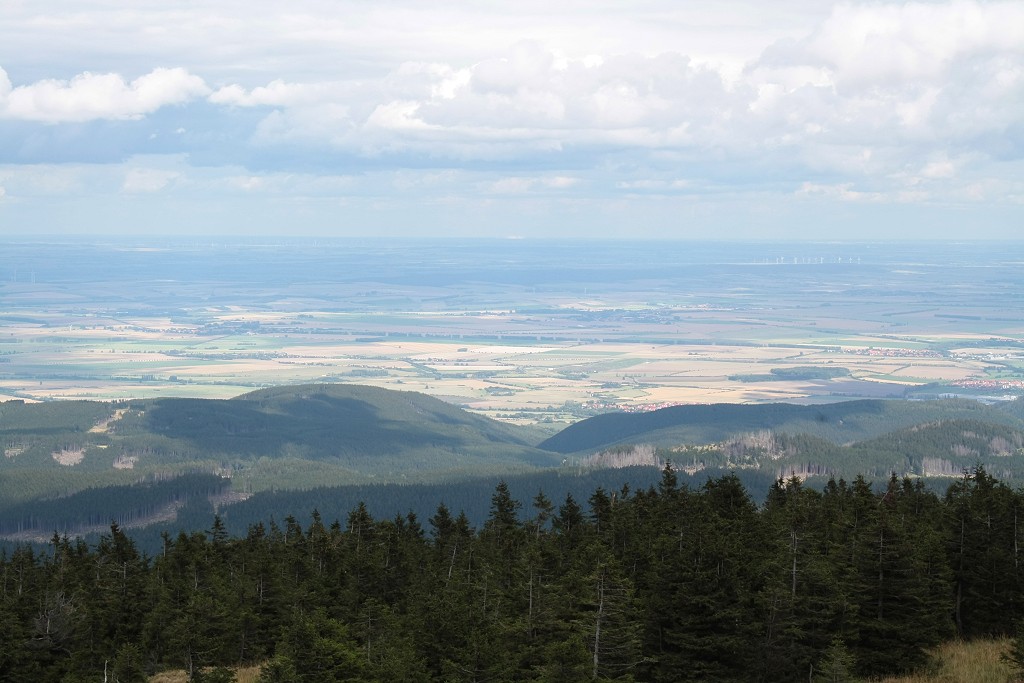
0, 67, 209, 123
0, 0, 1021, 237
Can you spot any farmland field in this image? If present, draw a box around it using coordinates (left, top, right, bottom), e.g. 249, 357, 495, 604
1, 239, 1022, 424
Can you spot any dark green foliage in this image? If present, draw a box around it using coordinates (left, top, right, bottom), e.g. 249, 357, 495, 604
538, 397, 1012, 453
4, 471, 1024, 680
946, 466, 1024, 638
273, 608, 363, 682
201, 667, 238, 683
731, 366, 851, 382
111, 642, 147, 683
0, 473, 226, 536
0, 383, 560, 515
1002, 619, 1024, 677
0, 399, 114, 434
814, 638, 856, 682
996, 396, 1024, 420
137, 384, 549, 465
214, 466, 779, 547
840, 475, 954, 676
646, 474, 766, 682
257, 656, 298, 683
10, 390, 1024, 555
859, 418, 1024, 458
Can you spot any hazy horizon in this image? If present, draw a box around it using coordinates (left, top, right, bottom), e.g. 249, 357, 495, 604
3, 234, 1024, 244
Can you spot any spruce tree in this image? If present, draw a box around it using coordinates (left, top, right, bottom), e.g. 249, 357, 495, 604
110, 642, 147, 683
813, 637, 856, 683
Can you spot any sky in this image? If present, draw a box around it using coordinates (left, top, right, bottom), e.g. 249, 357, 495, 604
0, 0, 1022, 239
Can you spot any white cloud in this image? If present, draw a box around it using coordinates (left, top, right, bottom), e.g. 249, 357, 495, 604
9, 2, 1013, 177
209, 79, 326, 107
795, 1, 1024, 86
122, 168, 180, 193
228, 175, 268, 191
618, 179, 691, 191
0, 1, 1022, 237
546, 176, 578, 189
471, 41, 557, 94
797, 182, 887, 203
0, 67, 209, 122
205, 1, 1020, 180
488, 175, 580, 193
365, 101, 431, 131
223, 172, 356, 195
749, 2, 1024, 145
922, 158, 956, 180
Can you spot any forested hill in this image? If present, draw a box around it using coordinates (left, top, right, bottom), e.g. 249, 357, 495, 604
3, 467, 1023, 681
6, 387, 1024, 548
0, 384, 558, 510
146, 383, 546, 463
539, 397, 1024, 453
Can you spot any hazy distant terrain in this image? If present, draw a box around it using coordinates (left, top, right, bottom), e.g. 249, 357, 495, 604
1, 239, 1022, 426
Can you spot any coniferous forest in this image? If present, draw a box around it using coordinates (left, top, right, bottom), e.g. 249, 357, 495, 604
3, 466, 1024, 682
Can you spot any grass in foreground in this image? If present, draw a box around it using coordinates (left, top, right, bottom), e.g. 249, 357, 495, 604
144, 640, 1017, 683
149, 666, 261, 683
879, 638, 1016, 683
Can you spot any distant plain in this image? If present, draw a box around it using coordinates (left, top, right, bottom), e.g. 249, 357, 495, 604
1, 239, 1022, 424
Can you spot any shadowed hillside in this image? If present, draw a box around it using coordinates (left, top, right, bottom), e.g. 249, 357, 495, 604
135, 383, 546, 463
8, 388, 1024, 547
0, 384, 557, 511
538, 398, 1023, 453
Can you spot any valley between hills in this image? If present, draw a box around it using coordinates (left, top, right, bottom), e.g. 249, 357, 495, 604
3, 382, 1024, 546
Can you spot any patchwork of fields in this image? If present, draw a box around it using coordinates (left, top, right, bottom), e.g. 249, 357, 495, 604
2, 239, 1022, 423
